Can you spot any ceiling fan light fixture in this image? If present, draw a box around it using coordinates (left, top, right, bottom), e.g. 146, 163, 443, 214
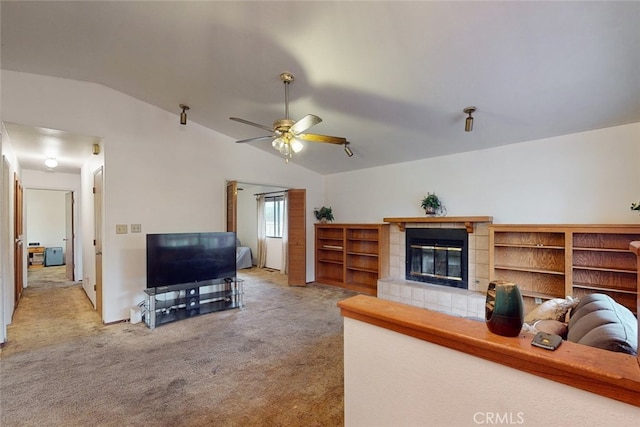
291, 139, 304, 153
179, 104, 190, 125
463, 106, 476, 132
44, 158, 58, 168
230, 72, 349, 163
272, 137, 284, 150
344, 142, 354, 157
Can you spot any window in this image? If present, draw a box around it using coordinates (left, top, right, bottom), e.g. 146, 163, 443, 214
265, 195, 284, 238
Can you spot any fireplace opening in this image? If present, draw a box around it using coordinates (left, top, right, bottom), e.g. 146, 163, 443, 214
406, 228, 468, 289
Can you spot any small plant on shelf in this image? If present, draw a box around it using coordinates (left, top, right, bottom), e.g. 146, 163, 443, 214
314, 206, 334, 223
421, 193, 442, 215
631, 201, 640, 214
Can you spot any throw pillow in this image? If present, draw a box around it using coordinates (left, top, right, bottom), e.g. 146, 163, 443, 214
533, 319, 568, 338
524, 296, 580, 324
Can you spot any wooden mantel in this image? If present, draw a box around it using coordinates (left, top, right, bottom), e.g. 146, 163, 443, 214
383, 216, 493, 233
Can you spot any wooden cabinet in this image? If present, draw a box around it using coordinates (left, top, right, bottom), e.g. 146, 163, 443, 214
490, 225, 640, 313
315, 223, 389, 295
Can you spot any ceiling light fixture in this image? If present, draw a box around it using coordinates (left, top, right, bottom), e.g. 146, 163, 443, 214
44, 158, 58, 168
464, 106, 476, 132
179, 104, 190, 125
230, 72, 350, 163
272, 133, 304, 163
344, 142, 354, 157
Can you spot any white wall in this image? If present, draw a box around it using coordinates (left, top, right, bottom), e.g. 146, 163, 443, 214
326, 123, 640, 225
1, 70, 325, 323
0, 122, 21, 338
265, 237, 283, 270
25, 189, 66, 251
344, 317, 640, 426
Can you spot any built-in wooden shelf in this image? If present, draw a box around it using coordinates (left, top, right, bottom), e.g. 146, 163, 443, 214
315, 223, 389, 295
490, 224, 640, 313
383, 216, 493, 233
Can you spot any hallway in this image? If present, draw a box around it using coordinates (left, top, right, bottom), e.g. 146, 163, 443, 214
3, 266, 102, 357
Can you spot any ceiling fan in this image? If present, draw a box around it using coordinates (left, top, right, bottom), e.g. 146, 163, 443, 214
230, 72, 353, 162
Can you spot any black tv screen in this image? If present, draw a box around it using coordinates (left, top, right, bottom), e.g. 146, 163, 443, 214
146, 232, 236, 288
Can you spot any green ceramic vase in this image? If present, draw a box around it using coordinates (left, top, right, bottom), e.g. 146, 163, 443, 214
485, 280, 524, 337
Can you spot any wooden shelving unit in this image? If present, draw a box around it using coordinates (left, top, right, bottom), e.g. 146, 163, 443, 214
571, 229, 640, 313
315, 223, 389, 296
489, 224, 640, 313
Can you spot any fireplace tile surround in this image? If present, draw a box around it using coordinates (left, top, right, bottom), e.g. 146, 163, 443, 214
378, 218, 492, 318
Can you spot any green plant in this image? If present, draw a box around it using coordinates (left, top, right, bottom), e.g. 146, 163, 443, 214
314, 206, 334, 222
421, 193, 442, 210
631, 202, 640, 213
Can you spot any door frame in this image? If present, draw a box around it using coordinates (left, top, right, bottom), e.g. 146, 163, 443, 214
14, 173, 24, 308
64, 191, 75, 281
227, 181, 306, 284
93, 167, 104, 318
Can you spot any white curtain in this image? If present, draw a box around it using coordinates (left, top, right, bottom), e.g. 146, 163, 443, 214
280, 191, 288, 274
256, 195, 267, 268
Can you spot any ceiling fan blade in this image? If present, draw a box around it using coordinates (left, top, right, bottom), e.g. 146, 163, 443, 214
297, 133, 348, 145
230, 117, 274, 133
291, 114, 322, 134
235, 135, 275, 144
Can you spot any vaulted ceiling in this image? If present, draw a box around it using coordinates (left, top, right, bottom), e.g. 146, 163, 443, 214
2, 1, 639, 175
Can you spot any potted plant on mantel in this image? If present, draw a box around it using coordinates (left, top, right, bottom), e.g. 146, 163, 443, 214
421, 193, 442, 216
631, 202, 640, 214
314, 206, 335, 223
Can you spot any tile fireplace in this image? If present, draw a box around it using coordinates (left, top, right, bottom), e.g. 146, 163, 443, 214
406, 227, 468, 289
379, 217, 493, 318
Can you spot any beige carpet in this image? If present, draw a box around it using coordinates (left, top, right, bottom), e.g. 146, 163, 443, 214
0, 266, 356, 426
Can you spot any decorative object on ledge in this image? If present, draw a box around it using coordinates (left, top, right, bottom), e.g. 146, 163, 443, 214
314, 206, 334, 223
631, 201, 640, 214
383, 216, 493, 233
485, 280, 524, 337
420, 192, 445, 216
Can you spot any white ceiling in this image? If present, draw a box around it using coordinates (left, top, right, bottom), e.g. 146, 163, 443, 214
2, 1, 639, 175
3, 122, 101, 174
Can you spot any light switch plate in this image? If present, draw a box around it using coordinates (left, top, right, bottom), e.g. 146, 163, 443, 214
131, 224, 142, 233
116, 224, 128, 234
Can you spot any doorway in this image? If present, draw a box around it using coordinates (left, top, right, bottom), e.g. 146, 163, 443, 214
227, 181, 306, 286
25, 189, 76, 286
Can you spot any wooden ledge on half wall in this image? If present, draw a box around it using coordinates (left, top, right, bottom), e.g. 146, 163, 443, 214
338, 294, 640, 408
383, 216, 493, 233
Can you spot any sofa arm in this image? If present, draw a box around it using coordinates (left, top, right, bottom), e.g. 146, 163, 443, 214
567, 293, 638, 356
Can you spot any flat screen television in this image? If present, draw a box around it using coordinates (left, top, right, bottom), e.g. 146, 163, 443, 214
146, 232, 236, 288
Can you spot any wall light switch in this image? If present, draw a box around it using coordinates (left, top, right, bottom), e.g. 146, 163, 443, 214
131, 224, 142, 233
116, 224, 128, 234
